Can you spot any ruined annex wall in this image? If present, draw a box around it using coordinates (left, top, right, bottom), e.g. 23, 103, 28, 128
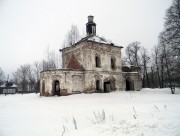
122, 72, 142, 91
82, 42, 123, 72
40, 70, 84, 96
83, 71, 123, 93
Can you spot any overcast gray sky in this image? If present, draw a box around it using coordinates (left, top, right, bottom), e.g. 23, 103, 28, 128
0, 0, 172, 77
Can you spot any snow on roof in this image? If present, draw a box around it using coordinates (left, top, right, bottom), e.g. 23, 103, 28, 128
123, 65, 141, 68
0, 83, 18, 88
76, 35, 114, 45
86, 35, 112, 44
122, 72, 139, 74
123, 65, 133, 68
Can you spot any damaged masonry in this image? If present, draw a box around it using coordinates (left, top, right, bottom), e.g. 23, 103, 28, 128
40, 16, 142, 96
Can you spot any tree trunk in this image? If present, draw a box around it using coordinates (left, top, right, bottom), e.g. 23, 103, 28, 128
151, 67, 154, 88
160, 56, 164, 88
145, 67, 150, 88
163, 45, 174, 94
155, 53, 161, 88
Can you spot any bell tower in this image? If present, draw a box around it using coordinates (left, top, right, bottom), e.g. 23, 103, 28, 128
86, 15, 96, 36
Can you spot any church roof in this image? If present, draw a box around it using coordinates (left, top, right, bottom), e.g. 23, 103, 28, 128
0, 82, 18, 88
60, 35, 123, 52
75, 35, 115, 46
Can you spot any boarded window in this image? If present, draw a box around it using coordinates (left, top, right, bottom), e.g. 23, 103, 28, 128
72, 75, 83, 83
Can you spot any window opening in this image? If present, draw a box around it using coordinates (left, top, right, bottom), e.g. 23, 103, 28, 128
95, 56, 101, 67
111, 57, 115, 69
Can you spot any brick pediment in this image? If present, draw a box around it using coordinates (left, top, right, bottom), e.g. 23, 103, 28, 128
67, 54, 84, 70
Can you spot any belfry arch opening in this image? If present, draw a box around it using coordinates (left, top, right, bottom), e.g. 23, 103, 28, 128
52, 80, 60, 96
126, 79, 134, 91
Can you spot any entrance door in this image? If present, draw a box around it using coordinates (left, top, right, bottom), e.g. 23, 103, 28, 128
54, 80, 60, 96
126, 80, 134, 91
126, 80, 130, 91
104, 81, 110, 93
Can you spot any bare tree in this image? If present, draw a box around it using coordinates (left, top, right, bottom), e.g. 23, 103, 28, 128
158, 0, 180, 92
150, 66, 155, 88
125, 45, 133, 65
125, 41, 141, 66
164, 0, 180, 52
32, 61, 42, 92
13, 64, 35, 91
62, 24, 80, 47
0, 67, 5, 85
140, 47, 150, 88
160, 53, 165, 88
33, 61, 41, 82
159, 34, 175, 93
42, 46, 57, 71
159, 23, 180, 93
151, 45, 162, 88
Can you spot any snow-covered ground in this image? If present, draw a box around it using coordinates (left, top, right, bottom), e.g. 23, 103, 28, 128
0, 88, 180, 136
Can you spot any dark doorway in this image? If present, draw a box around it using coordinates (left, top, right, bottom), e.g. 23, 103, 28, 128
104, 81, 110, 93
96, 80, 100, 91
126, 80, 134, 91
53, 80, 60, 96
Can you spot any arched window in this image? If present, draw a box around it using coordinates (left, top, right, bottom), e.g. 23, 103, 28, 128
95, 55, 101, 68
111, 57, 116, 69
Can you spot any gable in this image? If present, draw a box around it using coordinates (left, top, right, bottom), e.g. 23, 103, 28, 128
67, 54, 84, 70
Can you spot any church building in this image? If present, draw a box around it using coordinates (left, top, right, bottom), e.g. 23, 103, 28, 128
40, 16, 142, 96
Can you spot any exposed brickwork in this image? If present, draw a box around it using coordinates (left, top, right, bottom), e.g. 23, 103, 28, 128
67, 54, 84, 70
